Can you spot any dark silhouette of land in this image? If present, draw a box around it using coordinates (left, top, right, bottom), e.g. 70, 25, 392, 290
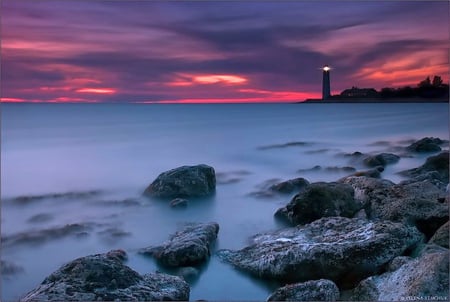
303, 75, 449, 103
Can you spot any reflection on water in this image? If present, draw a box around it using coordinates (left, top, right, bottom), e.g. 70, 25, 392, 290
1, 103, 448, 301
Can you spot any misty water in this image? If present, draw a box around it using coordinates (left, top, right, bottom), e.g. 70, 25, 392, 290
1, 103, 449, 301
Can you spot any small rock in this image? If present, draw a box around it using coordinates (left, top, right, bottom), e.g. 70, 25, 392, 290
143, 164, 216, 199
406, 137, 444, 153
174, 267, 200, 282
352, 166, 384, 178
275, 182, 360, 225
363, 153, 400, 167
400, 151, 449, 184
267, 279, 340, 301
140, 222, 219, 267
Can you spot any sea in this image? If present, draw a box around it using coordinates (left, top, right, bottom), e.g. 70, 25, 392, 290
1, 102, 449, 301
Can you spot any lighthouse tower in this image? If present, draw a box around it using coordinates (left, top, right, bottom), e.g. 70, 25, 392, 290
322, 65, 331, 100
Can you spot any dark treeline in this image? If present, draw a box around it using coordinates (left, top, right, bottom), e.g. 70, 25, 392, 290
379, 76, 449, 99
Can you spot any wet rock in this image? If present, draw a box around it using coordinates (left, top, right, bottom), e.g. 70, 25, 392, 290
297, 165, 322, 173
1, 260, 24, 275
429, 221, 449, 248
324, 166, 356, 172
400, 151, 449, 184
2, 223, 94, 248
140, 222, 219, 267
250, 178, 309, 198
216, 170, 250, 185
257, 141, 313, 150
274, 182, 360, 225
363, 153, 400, 167
174, 267, 200, 282
406, 137, 444, 153
6, 190, 103, 205
217, 217, 422, 288
348, 245, 449, 301
144, 164, 216, 199
27, 213, 54, 224
387, 256, 413, 272
21, 250, 190, 301
340, 176, 394, 205
97, 228, 131, 243
170, 198, 188, 208
267, 279, 339, 301
352, 166, 384, 178
364, 180, 448, 239
269, 178, 310, 194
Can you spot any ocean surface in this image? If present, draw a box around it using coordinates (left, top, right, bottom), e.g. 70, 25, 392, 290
1, 103, 449, 301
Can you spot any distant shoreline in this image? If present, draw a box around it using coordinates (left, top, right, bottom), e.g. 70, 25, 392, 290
301, 97, 449, 104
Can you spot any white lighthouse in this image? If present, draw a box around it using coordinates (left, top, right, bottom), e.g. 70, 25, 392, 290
322, 65, 331, 100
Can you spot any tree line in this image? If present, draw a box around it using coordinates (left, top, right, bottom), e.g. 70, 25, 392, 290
379, 76, 449, 99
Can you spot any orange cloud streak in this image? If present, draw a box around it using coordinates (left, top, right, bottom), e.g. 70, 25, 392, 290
76, 88, 116, 94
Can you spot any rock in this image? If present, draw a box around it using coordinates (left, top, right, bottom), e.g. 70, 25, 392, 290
2, 223, 94, 248
352, 166, 384, 178
297, 165, 322, 173
257, 141, 313, 150
174, 267, 200, 282
143, 164, 216, 199
267, 279, 340, 301
340, 176, 394, 205
274, 182, 360, 225
217, 217, 422, 288
140, 222, 219, 267
386, 256, 413, 272
400, 151, 449, 184
364, 180, 448, 239
170, 198, 188, 208
7, 190, 103, 205
406, 137, 444, 153
429, 221, 449, 248
21, 250, 190, 301
324, 166, 356, 172
1, 260, 24, 275
348, 245, 449, 301
363, 153, 400, 167
27, 213, 54, 224
269, 178, 310, 194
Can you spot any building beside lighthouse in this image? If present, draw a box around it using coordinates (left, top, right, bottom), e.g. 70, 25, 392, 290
322, 65, 331, 100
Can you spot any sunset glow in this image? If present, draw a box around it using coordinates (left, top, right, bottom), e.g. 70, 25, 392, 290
1, 0, 448, 103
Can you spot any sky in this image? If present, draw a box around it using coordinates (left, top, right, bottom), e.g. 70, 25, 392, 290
1, 0, 449, 103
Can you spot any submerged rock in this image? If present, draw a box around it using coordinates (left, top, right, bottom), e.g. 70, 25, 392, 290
274, 182, 360, 225
21, 250, 190, 301
348, 245, 449, 301
217, 217, 422, 288
143, 164, 216, 199
250, 178, 309, 198
363, 153, 400, 167
406, 137, 444, 153
140, 222, 219, 267
267, 279, 340, 301
1, 260, 24, 275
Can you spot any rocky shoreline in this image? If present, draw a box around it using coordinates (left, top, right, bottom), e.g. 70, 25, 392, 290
7, 137, 449, 301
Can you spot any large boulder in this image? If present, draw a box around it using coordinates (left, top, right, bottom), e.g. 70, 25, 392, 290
140, 222, 219, 267
217, 217, 422, 288
364, 180, 448, 239
274, 182, 360, 225
406, 137, 444, 153
20, 250, 190, 301
267, 279, 340, 301
144, 165, 216, 199
363, 153, 400, 167
400, 151, 449, 184
429, 221, 449, 248
348, 245, 449, 301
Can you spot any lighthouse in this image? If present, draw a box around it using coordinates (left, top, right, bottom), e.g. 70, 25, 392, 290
322, 65, 331, 100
